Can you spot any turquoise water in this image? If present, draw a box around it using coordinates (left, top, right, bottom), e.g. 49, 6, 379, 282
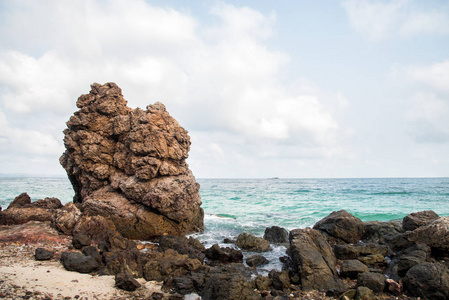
1, 176, 449, 271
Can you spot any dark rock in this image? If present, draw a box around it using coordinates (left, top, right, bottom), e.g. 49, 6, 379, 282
201, 265, 261, 300
355, 286, 374, 300
150, 292, 165, 300
103, 247, 145, 277
203, 244, 243, 263
32, 197, 63, 209
82, 246, 102, 265
143, 249, 202, 282
7, 193, 31, 209
72, 234, 91, 249
223, 238, 235, 244
288, 228, 345, 292
385, 279, 402, 296
403, 210, 439, 231
340, 260, 369, 279
397, 244, 430, 277
60, 252, 99, 273
361, 220, 403, 245
158, 235, 205, 262
60, 82, 203, 239
313, 210, 365, 244
115, 272, 141, 291
254, 275, 271, 291
382, 232, 415, 252
235, 232, 270, 252
166, 276, 195, 295
356, 272, 386, 293
246, 255, 269, 267
34, 248, 54, 261
263, 226, 288, 244
268, 270, 290, 291
406, 216, 449, 253
404, 262, 449, 299
334, 243, 388, 260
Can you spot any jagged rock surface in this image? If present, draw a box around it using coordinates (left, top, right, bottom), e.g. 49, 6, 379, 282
60, 82, 203, 239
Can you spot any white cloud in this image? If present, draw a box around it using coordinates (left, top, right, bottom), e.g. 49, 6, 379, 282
404, 60, 449, 93
342, 0, 449, 41
0, 0, 343, 176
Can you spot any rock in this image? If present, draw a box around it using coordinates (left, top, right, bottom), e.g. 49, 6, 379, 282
115, 272, 141, 291
0, 207, 53, 225
269, 270, 290, 291
7, 193, 31, 209
357, 254, 386, 267
34, 248, 54, 261
235, 233, 271, 252
52, 202, 82, 235
60, 251, 100, 273
201, 264, 261, 300
385, 279, 402, 296
203, 244, 243, 264
72, 233, 91, 249
356, 272, 386, 293
340, 260, 369, 279
406, 216, 449, 253
82, 246, 102, 265
263, 226, 288, 244
104, 247, 145, 277
246, 255, 269, 267
288, 228, 344, 292
313, 210, 365, 244
60, 82, 203, 239
72, 215, 117, 242
355, 286, 375, 300
334, 243, 388, 260
143, 249, 202, 282
361, 220, 403, 245
397, 244, 430, 277
158, 236, 205, 262
31, 197, 63, 209
403, 210, 439, 231
254, 275, 271, 291
404, 262, 449, 299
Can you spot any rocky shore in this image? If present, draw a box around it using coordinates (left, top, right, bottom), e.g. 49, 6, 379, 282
1, 194, 449, 299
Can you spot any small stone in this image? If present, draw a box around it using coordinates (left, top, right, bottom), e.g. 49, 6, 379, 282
115, 272, 141, 291
246, 254, 269, 267
34, 248, 54, 261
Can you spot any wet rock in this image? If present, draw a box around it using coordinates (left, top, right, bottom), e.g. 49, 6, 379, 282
402, 210, 439, 231
288, 228, 345, 292
313, 210, 365, 244
246, 255, 269, 267
263, 226, 288, 244
404, 262, 449, 299
72, 233, 91, 249
115, 272, 141, 291
356, 272, 386, 293
60, 82, 203, 239
158, 235, 205, 262
34, 248, 54, 261
340, 260, 369, 279
60, 251, 100, 273
235, 232, 270, 252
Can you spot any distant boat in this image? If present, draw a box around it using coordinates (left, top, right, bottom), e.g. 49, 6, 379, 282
269, 177, 280, 180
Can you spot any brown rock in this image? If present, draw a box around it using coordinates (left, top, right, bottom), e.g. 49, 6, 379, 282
406, 216, 449, 252
7, 193, 31, 209
60, 83, 203, 239
313, 210, 365, 244
402, 210, 439, 231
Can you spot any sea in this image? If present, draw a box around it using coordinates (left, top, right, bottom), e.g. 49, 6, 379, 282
1, 176, 449, 272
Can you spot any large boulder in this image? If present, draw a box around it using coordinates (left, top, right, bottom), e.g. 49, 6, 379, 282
313, 210, 365, 244
402, 210, 439, 231
406, 216, 449, 253
288, 228, 344, 292
404, 262, 449, 299
263, 226, 288, 244
60, 83, 203, 239
235, 232, 270, 252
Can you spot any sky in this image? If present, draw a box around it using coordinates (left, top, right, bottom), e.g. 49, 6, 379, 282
0, 0, 448, 178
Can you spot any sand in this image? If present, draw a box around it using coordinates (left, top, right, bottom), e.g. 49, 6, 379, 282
0, 222, 164, 300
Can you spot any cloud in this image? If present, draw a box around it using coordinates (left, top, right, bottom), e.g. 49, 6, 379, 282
404, 60, 449, 93
0, 0, 343, 176
342, 0, 449, 41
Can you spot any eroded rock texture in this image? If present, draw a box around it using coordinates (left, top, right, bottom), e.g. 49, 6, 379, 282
60, 82, 203, 239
